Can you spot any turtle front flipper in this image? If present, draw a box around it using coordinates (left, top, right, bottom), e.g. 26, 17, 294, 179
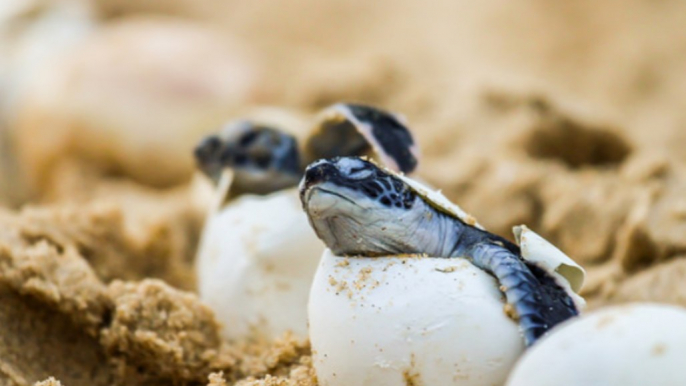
467, 242, 579, 346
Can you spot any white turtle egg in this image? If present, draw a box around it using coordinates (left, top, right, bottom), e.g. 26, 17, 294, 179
309, 249, 526, 386
196, 186, 323, 340
506, 303, 686, 386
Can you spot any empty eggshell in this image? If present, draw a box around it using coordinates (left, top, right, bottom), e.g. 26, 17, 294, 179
309, 249, 525, 386
506, 303, 686, 386
196, 186, 323, 340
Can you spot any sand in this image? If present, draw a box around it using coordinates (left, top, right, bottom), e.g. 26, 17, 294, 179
0, 160, 319, 384
2, 0, 686, 384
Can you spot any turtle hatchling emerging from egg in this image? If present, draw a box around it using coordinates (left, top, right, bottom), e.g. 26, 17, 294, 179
193, 103, 419, 197
300, 157, 580, 346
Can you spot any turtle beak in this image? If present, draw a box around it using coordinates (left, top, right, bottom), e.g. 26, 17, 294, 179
299, 160, 337, 201
194, 135, 223, 166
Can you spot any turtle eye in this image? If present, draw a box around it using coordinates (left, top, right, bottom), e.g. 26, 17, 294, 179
334, 157, 373, 180
347, 166, 373, 180
238, 130, 259, 146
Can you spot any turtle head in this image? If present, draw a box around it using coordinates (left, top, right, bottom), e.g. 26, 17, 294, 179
194, 121, 302, 195
300, 157, 430, 256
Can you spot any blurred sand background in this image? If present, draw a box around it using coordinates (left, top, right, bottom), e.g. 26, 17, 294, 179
1, 0, 686, 385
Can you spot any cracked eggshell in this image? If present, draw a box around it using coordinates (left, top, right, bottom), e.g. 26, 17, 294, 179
196, 187, 323, 340
514, 225, 586, 308
309, 249, 525, 386
506, 303, 686, 386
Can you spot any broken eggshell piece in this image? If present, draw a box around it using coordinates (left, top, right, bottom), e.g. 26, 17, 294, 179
309, 249, 525, 386
506, 303, 686, 386
514, 225, 586, 308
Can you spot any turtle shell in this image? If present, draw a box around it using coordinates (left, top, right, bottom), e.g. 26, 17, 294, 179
397, 172, 483, 228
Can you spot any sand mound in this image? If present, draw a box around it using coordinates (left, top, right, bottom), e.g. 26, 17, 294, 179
0, 201, 314, 385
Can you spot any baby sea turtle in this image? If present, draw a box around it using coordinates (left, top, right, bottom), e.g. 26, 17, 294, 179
194, 103, 419, 197
299, 156, 579, 346
194, 121, 302, 196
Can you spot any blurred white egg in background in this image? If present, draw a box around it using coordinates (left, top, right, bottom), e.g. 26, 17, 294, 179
507, 303, 686, 386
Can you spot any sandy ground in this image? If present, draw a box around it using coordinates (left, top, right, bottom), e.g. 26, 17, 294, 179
2, 0, 686, 384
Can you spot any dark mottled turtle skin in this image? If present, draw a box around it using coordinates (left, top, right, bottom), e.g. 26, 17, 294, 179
194, 103, 419, 196
299, 157, 579, 346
